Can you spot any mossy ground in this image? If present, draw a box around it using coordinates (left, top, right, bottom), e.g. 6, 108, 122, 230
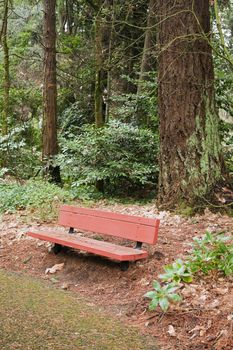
0, 270, 157, 350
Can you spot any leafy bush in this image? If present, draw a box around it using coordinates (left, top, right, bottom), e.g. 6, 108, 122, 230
0, 180, 72, 215
57, 121, 159, 196
111, 73, 158, 130
59, 101, 94, 133
0, 126, 40, 179
222, 129, 233, 175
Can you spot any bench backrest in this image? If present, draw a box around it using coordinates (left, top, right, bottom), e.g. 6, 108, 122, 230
58, 205, 160, 245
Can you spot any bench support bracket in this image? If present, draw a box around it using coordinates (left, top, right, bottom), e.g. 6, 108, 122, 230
120, 261, 129, 271
52, 243, 62, 254
135, 242, 142, 250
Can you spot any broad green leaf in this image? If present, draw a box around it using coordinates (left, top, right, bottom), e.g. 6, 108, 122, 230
149, 298, 159, 311
168, 294, 182, 302
152, 280, 161, 291
144, 291, 156, 299
159, 298, 169, 312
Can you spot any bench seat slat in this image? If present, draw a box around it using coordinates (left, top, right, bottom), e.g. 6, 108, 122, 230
27, 231, 148, 261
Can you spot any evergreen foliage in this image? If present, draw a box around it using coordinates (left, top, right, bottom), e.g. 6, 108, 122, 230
0, 0, 232, 203
57, 121, 158, 195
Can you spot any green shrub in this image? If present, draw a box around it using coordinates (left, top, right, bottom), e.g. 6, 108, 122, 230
111, 73, 158, 130
59, 101, 94, 133
0, 180, 72, 215
187, 232, 233, 276
57, 121, 159, 196
0, 126, 40, 179
145, 232, 233, 312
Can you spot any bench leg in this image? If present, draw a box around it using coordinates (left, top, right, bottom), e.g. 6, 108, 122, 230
120, 261, 129, 271
51, 243, 62, 255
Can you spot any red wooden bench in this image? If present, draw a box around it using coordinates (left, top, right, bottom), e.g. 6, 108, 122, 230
27, 205, 160, 270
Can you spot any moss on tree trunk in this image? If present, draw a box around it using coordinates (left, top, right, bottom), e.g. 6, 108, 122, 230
157, 0, 223, 209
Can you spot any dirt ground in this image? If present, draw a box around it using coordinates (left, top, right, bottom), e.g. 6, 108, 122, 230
0, 203, 232, 350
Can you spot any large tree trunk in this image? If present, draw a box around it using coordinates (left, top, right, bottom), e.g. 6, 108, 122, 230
42, 0, 61, 184
157, 0, 223, 208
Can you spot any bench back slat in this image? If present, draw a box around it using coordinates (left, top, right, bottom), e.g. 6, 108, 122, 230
58, 205, 159, 244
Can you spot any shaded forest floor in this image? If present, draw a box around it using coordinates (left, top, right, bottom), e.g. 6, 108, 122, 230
0, 203, 232, 350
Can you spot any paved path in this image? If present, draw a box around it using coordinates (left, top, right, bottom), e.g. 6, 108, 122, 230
0, 270, 157, 350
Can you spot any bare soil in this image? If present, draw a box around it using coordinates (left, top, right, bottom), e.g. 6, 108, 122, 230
0, 203, 232, 350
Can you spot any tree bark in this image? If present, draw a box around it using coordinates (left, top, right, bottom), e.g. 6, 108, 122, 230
157, 0, 223, 208
1, 0, 10, 137
136, 0, 156, 126
93, 1, 114, 191
42, 0, 61, 184
94, 0, 112, 128
137, 0, 156, 95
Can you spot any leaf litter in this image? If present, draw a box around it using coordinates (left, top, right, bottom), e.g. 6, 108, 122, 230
0, 203, 232, 350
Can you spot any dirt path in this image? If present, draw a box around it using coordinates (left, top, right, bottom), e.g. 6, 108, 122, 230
0, 203, 232, 350
0, 270, 157, 350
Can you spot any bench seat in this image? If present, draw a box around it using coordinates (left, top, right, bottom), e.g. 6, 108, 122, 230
27, 230, 148, 261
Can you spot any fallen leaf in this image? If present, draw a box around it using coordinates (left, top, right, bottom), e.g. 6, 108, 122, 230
167, 325, 176, 337
139, 278, 149, 286
16, 232, 25, 240
23, 256, 32, 264
61, 282, 69, 290
215, 288, 228, 295
189, 325, 203, 334
208, 299, 220, 309
45, 263, 64, 274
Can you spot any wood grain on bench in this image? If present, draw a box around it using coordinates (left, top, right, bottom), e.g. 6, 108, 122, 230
59, 205, 159, 244
27, 230, 148, 261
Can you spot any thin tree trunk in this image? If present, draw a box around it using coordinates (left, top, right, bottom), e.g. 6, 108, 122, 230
105, 3, 114, 123
94, 2, 107, 128
136, 0, 156, 126
42, 0, 61, 184
93, 1, 113, 191
157, 0, 223, 208
137, 0, 156, 95
1, 0, 10, 137
57, 0, 66, 33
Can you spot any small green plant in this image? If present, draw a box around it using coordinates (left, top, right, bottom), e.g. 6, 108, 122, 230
158, 258, 193, 283
144, 232, 232, 312
144, 281, 182, 312
188, 232, 233, 276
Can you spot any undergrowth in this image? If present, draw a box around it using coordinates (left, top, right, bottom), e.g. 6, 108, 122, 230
145, 232, 233, 312
0, 180, 73, 220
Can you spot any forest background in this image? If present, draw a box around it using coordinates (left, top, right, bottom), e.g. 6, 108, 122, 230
0, 0, 232, 216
